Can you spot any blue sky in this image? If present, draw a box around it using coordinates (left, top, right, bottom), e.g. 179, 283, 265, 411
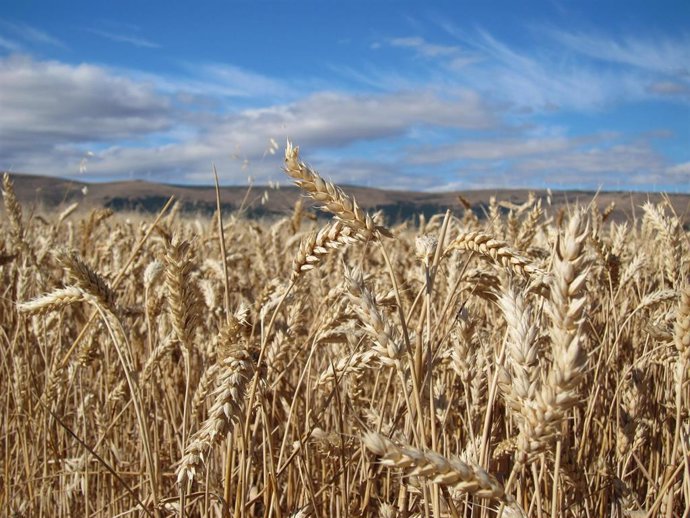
1, 1, 688, 191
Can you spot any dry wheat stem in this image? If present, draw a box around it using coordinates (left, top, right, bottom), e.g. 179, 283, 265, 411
671, 286, 690, 466
85, 292, 160, 509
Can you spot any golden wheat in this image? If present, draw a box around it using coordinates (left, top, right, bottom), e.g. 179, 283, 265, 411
2, 146, 688, 517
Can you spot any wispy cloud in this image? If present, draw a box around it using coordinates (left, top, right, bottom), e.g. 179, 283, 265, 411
647, 81, 690, 98
409, 136, 575, 163
0, 34, 22, 51
1, 21, 688, 192
186, 63, 295, 99
87, 28, 161, 48
407, 131, 676, 191
546, 29, 690, 76
385, 35, 482, 69
0, 20, 65, 48
460, 29, 651, 111
666, 161, 690, 176
389, 36, 459, 58
424, 22, 690, 111
515, 143, 665, 179
327, 62, 421, 92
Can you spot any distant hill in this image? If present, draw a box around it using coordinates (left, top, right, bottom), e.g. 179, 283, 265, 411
4, 171, 690, 226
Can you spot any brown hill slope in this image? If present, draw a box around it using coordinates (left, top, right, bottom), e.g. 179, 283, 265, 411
5, 171, 690, 226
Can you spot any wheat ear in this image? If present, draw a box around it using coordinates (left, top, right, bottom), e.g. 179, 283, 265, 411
344, 266, 405, 365
292, 221, 357, 280
445, 231, 543, 278
284, 141, 391, 240
363, 432, 510, 503
514, 210, 589, 466
163, 239, 200, 349
59, 250, 116, 312
17, 287, 84, 315
2, 172, 25, 248
177, 345, 253, 484
496, 284, 540, 416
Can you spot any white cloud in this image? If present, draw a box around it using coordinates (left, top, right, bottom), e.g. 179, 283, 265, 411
647, 81, 690, 97
94, 89, 493, 182
547, 29, 690, 76
409, 136, 575, 163
0, 55, 172, 157
0, 54, 496, 184
667, 162, 690, 176
86, 28, 161, 49
0, 20, 64, 48
0, 34, 22, 51
254, 89, 495, 142
515, 143, 665, 177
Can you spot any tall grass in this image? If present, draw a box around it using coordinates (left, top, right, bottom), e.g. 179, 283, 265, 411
1, 149, 689, 518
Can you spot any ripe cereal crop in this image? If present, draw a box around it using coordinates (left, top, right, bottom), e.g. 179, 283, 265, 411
2, 145, 689, 517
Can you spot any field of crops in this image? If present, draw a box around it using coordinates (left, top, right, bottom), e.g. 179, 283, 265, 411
2, 144, 689, 517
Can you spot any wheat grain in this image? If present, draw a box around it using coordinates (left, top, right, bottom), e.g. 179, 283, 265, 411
177, 345, 253, 484
445, 230, 543, 278
284, 141, 391, 240
363, 432, 509, 502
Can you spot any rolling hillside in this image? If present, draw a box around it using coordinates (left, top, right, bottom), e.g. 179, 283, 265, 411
5, 171, 690, 226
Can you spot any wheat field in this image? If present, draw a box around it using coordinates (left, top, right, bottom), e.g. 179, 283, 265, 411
1, 143, 689, 517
